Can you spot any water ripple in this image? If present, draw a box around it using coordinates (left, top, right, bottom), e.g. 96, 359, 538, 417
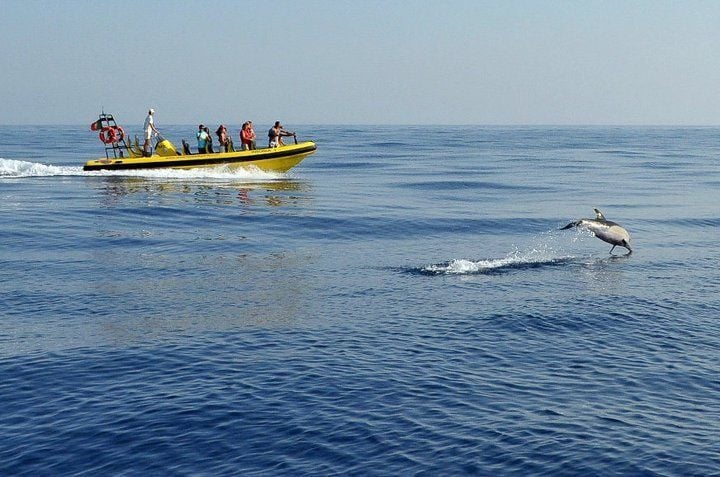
2, 125, 720, 476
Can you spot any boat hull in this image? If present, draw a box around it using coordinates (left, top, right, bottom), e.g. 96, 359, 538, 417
83, 141, 317, 172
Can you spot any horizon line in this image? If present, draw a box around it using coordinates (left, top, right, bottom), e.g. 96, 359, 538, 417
2, 122, 720, 128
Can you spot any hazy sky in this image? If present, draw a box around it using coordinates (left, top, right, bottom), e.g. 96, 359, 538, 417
1, 0, 718, 125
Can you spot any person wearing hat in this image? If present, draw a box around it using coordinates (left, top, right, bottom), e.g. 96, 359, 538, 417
268, 120, 295, 148
143, 108, 158, 156
197, 124, 210, 154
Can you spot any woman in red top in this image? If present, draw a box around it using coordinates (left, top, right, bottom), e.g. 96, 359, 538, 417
240, 121, 257, 150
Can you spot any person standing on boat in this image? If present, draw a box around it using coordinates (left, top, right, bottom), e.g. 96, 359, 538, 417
268, 121, 294, 148
241, 122, 257, 150
240, 122, 249, 150
143, 108, 158, 156
216, 124, 230, 152
197, 124, 210, 154
247, 121, 257, 150
204, 126, 214, 153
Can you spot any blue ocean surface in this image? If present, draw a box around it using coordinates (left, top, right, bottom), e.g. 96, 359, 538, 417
1, 124, 718, 476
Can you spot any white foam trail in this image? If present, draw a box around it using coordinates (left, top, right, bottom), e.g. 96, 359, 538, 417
423, 240, 573, 275
0, 158, 82, 177
84, 164, 285, 182
0, 158, 285, 182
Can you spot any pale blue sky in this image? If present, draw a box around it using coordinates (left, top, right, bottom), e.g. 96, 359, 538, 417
1, 0, 718, 125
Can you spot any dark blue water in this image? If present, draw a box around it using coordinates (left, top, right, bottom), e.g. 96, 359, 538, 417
1, 125, 719, 476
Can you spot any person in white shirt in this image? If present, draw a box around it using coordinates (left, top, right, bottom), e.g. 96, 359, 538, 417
143, 108, 158, 156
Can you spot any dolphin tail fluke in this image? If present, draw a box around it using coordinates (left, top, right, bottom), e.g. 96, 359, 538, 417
560, 221, 579, 230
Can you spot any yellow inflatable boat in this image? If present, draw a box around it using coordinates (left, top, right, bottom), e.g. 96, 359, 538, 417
84, 113, 316, 172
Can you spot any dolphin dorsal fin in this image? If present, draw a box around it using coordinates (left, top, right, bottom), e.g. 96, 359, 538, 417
593, 208, 606, 221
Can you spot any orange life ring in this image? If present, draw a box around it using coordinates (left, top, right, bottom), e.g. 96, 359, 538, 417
114, 126, 125, 142
99, 126, 117, 144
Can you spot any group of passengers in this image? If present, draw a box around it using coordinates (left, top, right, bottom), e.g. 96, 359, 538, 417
143, 109, 297, 155
195, 120, 295, 155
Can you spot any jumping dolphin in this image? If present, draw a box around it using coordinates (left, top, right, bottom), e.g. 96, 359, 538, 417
561, 208, 632, 254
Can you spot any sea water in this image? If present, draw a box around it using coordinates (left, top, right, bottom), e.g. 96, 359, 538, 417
1, 125, 718, 475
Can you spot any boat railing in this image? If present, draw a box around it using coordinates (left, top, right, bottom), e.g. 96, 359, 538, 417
92, 113, 135, 160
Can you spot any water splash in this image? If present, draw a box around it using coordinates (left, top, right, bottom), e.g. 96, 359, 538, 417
0, 158, 285, 182
420, 234, 577, 275
85, 164, 285, 182
0, 158, 81, 177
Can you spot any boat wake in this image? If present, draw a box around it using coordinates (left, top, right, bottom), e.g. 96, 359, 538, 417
0, 158, 81, 177
0, 158, 286, 181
